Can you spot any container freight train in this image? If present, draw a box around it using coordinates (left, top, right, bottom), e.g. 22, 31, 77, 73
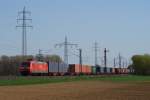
19, 60, 129, 76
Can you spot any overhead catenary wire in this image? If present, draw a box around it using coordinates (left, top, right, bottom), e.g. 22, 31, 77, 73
55, 36, 78, 65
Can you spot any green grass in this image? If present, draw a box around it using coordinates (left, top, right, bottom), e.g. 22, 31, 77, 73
0, 75, 150, 86
96, 75, 150, 82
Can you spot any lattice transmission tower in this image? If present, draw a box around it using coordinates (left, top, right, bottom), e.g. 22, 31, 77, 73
16, 7, 33, 56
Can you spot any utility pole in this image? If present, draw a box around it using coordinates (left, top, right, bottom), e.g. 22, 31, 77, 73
55, 36, 78, 66
38, 49, 43, 61
118, 53, 122, 74
104, 48, 109, 73
16, 7, 32, 56
79, 48, 82, 73
114, 58, 116, 68
118, 53, 122, 69
94, 42, 99, 66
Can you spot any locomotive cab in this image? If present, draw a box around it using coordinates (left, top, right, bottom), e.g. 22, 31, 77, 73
19, 62, 30, 75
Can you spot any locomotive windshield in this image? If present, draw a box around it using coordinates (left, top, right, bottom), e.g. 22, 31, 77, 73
21, 62, 30, 67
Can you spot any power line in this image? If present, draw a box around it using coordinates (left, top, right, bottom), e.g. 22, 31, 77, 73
55, 36, 78, 65
114, 53, 129, 68
16, 6, 33, 56
38, 49, 43, 61
68, 50, 89, 64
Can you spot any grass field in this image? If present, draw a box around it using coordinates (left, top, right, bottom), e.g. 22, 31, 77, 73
0, 75, 150, 100
0, 75, 150, 86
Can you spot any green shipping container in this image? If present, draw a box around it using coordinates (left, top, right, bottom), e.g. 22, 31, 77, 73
92, 66, 97, 74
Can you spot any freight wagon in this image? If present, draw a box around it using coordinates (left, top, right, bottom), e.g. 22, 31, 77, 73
68, 64, 92, 75
91, 66, 102, 74
91, 66, 129, 75
48, 62, 68, 75
101, 67, 111, 74
92, 66, 97, 75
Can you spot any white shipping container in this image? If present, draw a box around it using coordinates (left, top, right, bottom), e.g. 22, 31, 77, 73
48, 62, 68, 73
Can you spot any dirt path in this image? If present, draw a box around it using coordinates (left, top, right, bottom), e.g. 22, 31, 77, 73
0, 81, 150, 100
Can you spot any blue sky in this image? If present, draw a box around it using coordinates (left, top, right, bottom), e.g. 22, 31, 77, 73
0, 0, 150, 66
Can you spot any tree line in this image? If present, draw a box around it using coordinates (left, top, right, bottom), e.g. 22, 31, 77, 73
131, 54, 150, 75
0, 55, 62, 76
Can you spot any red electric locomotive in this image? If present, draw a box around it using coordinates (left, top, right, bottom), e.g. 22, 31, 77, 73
19, 60, 48, 75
